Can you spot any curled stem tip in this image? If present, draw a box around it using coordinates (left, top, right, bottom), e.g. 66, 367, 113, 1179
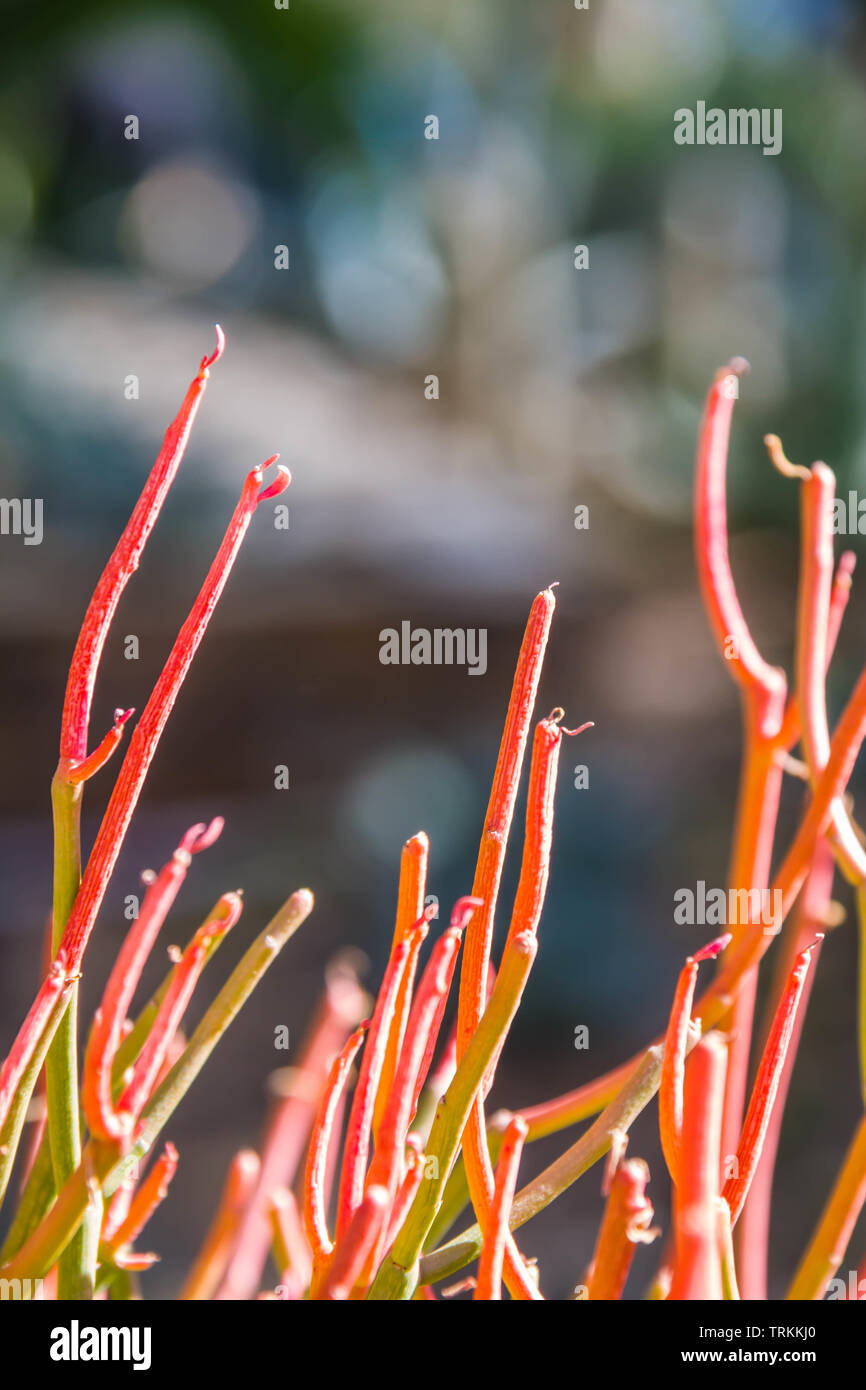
764, 433, 811, 482
200, 324, 226, 374
560, 719, 594, 738
179, 817, 224, 857
255, 458, 291, 503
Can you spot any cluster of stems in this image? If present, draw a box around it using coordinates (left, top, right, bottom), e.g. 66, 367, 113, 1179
1, 347, 864, 1300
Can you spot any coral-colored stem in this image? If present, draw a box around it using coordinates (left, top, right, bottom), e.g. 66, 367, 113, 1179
776, 548, 854, 754
67, 708, 135, 785
385, 1146, 426, 1249
410, 902, 480, 1120
735, 839, 832, 1298
320, 1186, 390, 1300
515, 643, 866, 1141
60, 328, 224, 764
371, 930, 538, 1299
57, 459, 289, 974
693, 359, 786, 719
418, 1044, 666, 1287
304, 1024, 367, 1267
82, 819, 224, 1144
102, 1142, 178, 1256
723, 943, 817, 1226
368, 921, 465, 1197
796, 463, 866, 880
351, 918, 465, 1295
720, 703, 786, 1169
373, 832, 428, 1140
788, 1116, 866, 1300
668, 1034, 728, 1301
181, 1150, 261, 1300
457, 588, 556, 1060
118, 890, 239, 1126
586, 1157, 656, 1301
0, 957, 72, 1134
474, 1115, 529, 1300
217, 952, 365, 1299
660, 936, 729, 1186
462, 711, 580, 1301
1, 892, 313, 1283
693, 358, 788, 1191
336, 915, 430, 1238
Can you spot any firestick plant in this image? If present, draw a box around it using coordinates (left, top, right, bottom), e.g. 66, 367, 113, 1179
0, 342, 865, 1299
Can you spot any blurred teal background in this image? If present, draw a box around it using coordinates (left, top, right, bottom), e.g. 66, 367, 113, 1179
1, 0, 865, 1296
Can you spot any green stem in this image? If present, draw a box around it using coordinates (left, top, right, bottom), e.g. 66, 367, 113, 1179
2, 890, 314, 1280
787, 1115, 866, 1300
422, 1118, 505, 1254
0, 1125, 57, 1261
111, 894, 236, 1084
0, 985, 70, 1209
120, 888, 313, 1192
719, 1200, 740, 1300
418, 1044, 664, 1287
370, 932, 536, 1299
108, 1267, 139, 1300
48, 770, 97, 1298
6, 894, 237, 1254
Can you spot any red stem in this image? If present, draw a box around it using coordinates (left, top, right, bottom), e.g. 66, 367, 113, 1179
724, 942, 817, 1226
103, 1142, 178, 1256
304, 1023, 367, 1267
373, 832, 429, 1140
67, 708, 134, 785
81, 819, 224, 1144
217, 955, 366, 1299
474, 1115, 529, 1301
60, 329, 224, 764
336, 916, 430, 1238
0, 957, 73, 1133
58, 459, 289, 973
668, 1033, 728, 1300
463, 712, 585, 1299
180, 1150, 261, 1301
735, 838, 833, 1297
367, 923, 464, 1198
586, 1156, 656, 1300
457, 587, 556, 1060
659, 935, 730, 1187
118, 891, 240, 1128
319, 1186, 390, 1300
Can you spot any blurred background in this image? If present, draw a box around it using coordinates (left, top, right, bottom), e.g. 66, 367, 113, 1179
1, 0, 866, 1298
